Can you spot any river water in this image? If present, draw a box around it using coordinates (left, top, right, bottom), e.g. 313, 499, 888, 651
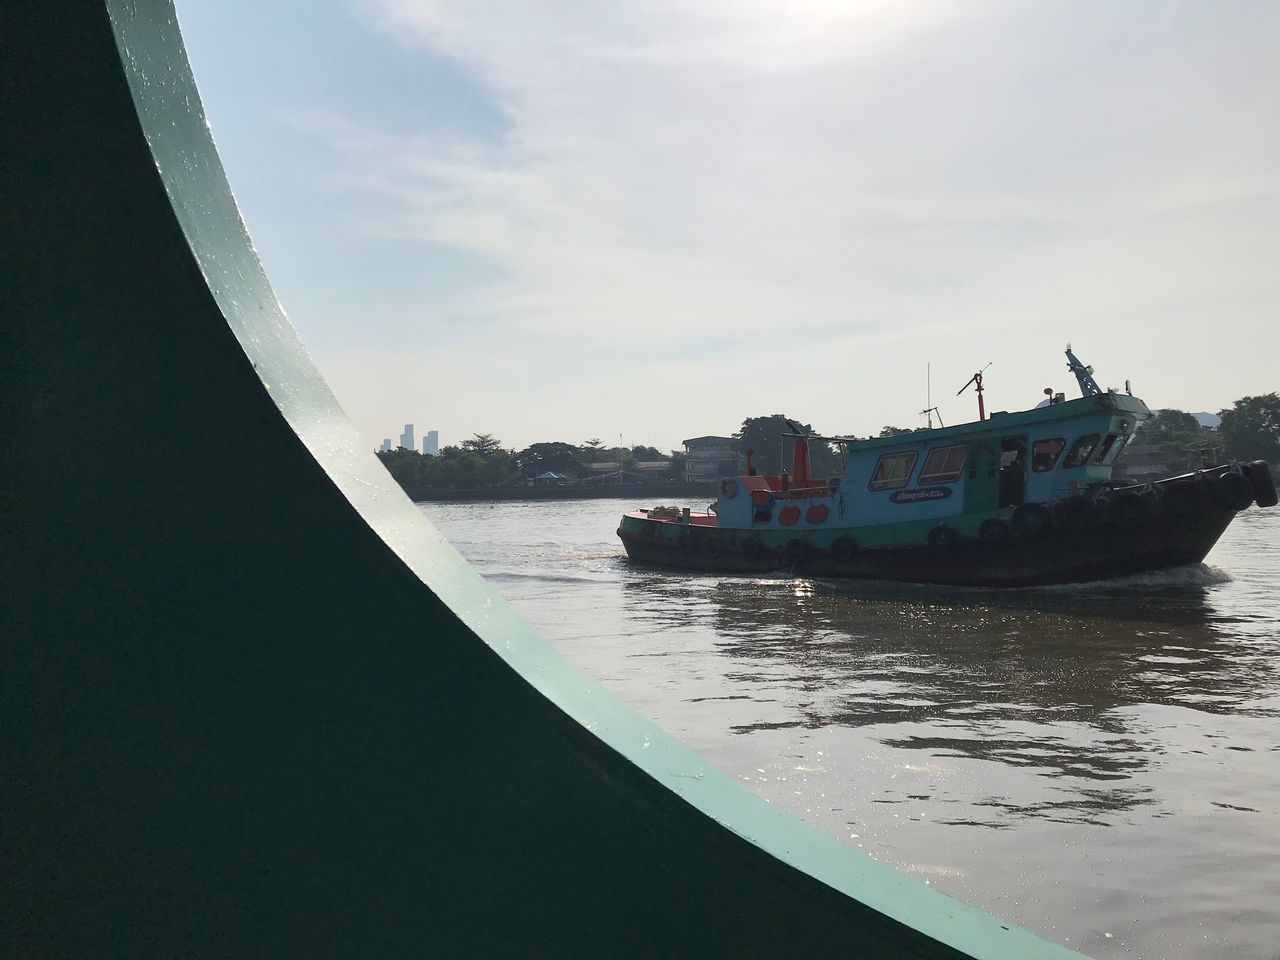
420, 498, 1280, 960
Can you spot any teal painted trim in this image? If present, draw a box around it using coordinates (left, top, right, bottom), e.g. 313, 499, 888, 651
849, 393, 1150, 453
2, 2, 1087, 957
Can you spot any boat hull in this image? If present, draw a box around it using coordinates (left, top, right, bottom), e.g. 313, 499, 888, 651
618, 503, 1240, 587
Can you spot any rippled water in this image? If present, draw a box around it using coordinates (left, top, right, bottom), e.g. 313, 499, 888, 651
420, 498, 1280, 960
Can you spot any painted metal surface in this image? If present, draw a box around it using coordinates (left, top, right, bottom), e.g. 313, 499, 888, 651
2, 1, 1086, 956
619, 503, 1238, 586
699, 395, 1143, 541
616, 381, 1252, 587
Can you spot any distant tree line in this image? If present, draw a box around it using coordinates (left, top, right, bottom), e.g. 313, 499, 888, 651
1124, 394, 1280, 468
377, 415, 852, 497
376, 393, 1278, 495
376, 434, 686, 493
734, 414, 844, 479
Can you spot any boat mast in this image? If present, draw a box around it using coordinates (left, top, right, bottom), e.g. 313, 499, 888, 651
919, 363, 944, 428
956, 362, 992, 421
1065, 344, 1102, 397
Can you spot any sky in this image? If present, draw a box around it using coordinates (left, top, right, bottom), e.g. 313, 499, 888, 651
173, 0, 1279, 455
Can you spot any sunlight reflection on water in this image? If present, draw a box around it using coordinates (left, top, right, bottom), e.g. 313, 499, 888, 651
424, 499, 1280, 960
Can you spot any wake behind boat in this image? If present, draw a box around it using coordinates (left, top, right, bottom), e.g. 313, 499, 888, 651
618, 349, 1277, 587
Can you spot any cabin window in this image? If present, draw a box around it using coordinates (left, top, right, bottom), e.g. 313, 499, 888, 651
918, 445, 966, 484
1031, 438, 1066, 472
1093, 432, 1126, 466
868, 451, 918, 491
1062, 434, 1099, 468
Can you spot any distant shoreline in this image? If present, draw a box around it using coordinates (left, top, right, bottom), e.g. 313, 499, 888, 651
410, 482, 718, 503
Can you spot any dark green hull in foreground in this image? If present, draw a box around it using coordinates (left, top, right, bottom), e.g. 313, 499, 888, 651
4, 2, 1086, 958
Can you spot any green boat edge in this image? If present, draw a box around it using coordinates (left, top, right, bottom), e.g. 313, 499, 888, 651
4, 1, 1100, 956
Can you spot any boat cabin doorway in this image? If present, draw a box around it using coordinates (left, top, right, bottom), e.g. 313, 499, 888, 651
998, 436, 1027, 508
963, 435, 1027, 514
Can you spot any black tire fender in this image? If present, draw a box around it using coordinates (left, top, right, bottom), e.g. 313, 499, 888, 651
1215, 471, 1255, 511
1054, 496, 1098, 528
978, 518, 1011, 543
720, 478, 739, 499
927, 524, 957, 547
1012, 503, 1051, 538
830, 536, 857, 562
1244, 461, 1278, 508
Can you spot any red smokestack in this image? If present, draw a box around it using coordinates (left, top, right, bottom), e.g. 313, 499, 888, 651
792, 438, 811, 487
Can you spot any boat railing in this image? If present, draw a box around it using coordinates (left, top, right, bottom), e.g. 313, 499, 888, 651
773, 483, 837, 500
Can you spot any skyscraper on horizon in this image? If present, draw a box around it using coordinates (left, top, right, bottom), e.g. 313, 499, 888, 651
399, 424, 414, 450
423, 430, 439, 457
379, 439, 391, 452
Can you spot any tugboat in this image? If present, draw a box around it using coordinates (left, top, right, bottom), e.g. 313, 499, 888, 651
618, 348, 1277, 586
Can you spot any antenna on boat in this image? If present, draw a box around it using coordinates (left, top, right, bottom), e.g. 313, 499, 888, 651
919, 363, 944, 428
956, 362, 992, 421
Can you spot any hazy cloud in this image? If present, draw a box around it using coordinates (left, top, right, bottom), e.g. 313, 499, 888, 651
187, 0, 1280, 448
